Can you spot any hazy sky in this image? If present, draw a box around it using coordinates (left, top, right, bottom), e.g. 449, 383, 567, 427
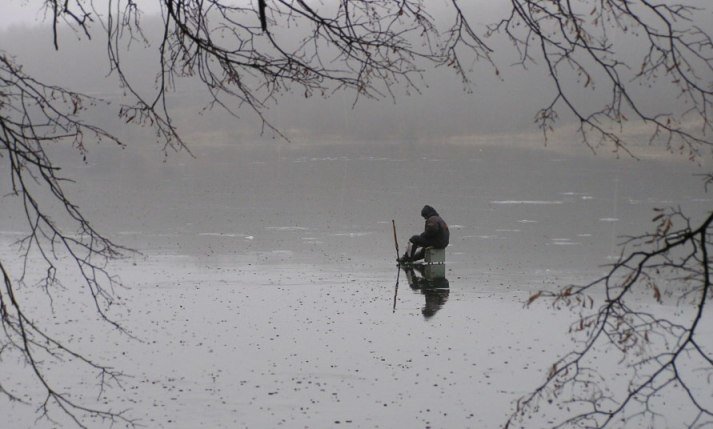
1, 1, 41, 27
2, 1, 710, 159
0, 1, 162, 28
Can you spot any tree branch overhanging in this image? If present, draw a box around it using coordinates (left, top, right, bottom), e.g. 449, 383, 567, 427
493, 0, 713, 159
2, 1, 713, 428
512, 208, 713, 429
1, 51, 135, 426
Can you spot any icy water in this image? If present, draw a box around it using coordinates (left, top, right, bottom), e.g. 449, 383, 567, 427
1, 141, 711, 428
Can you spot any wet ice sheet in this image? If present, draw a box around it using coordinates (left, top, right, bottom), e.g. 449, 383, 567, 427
5, 252, 704, 429
1, 255, 575, 429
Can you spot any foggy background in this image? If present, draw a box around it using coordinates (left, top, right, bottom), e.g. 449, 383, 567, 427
2, 4, 707, 155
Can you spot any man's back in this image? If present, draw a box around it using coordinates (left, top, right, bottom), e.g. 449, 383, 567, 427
420, 205, 449, 249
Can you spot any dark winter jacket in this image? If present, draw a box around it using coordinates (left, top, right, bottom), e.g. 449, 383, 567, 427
413, 205, 449, 249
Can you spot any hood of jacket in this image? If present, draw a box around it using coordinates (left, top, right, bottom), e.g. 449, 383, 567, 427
421, 205, 438, 219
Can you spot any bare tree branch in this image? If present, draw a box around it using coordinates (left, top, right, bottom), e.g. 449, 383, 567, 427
512, 208, 713, 428
492, 0, 713, 158
2, 1, 713, 427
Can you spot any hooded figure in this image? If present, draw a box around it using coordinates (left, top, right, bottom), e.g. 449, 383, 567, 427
399, 205, 449, 263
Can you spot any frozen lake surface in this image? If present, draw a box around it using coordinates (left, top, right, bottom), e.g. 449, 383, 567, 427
1, 141, 711, 428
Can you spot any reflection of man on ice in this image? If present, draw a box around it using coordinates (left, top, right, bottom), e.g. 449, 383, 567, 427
402, 264, 450, 319
398, 205, 449, 264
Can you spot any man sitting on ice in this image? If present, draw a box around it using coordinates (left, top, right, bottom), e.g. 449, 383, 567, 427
398, 205, 449, 264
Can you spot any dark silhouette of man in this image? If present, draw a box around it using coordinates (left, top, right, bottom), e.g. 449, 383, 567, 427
398, 205, 449, 263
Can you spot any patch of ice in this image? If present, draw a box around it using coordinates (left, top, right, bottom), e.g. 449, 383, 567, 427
294, 156, 349, 162
265, 226, 309, 231
199, 232, 249, 238
0, 230, 25, 236
360, 156, 392, 161
490, 200, 563, 205
517, 219, 538, 224
332, 232, 372, 238
550, 239, 579, 246
153, 254, 191, 259
599, 218, 619, 222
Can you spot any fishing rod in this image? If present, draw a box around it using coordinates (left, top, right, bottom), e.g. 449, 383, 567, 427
392, 219, 400, 312
392, 219, 400, 260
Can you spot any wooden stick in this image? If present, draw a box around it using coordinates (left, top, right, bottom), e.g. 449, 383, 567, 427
392, 268, 400, 313
392, 219, 400, 259
392, 219, 401, 312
